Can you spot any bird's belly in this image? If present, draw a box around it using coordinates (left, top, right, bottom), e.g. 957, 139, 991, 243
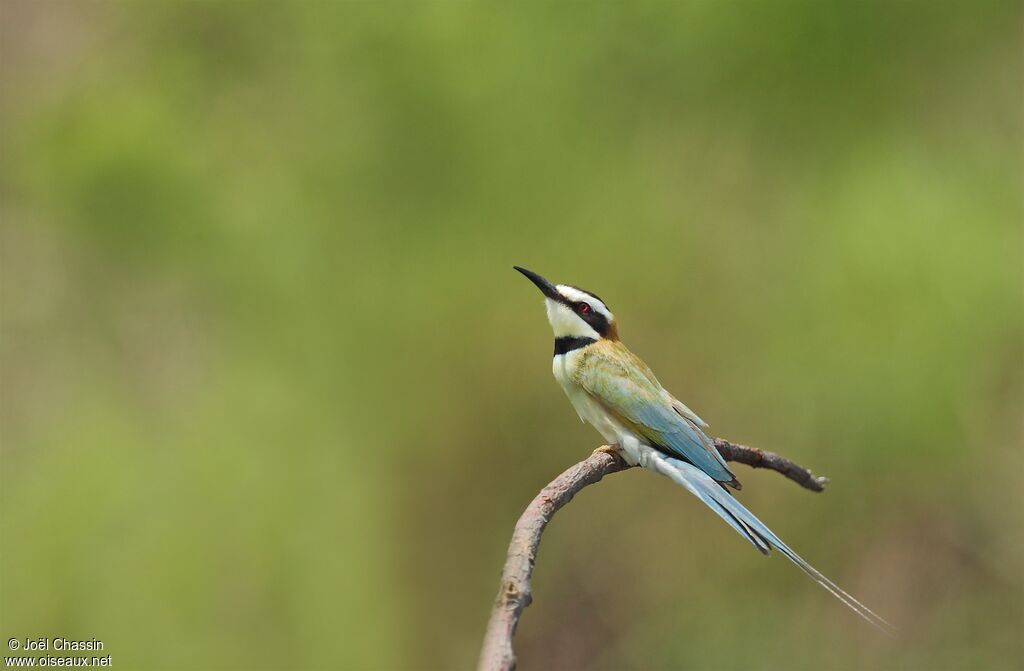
552, 353, 644, 463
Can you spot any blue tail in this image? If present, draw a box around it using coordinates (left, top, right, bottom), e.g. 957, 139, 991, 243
652, 454, 893, 633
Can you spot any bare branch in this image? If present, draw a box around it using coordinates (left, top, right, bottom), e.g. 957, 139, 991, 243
712, 438, 829, 492
477, 440, 827, 671
477, 448, 628, 671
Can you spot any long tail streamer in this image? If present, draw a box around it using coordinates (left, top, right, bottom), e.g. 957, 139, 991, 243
648, 452, 894, 634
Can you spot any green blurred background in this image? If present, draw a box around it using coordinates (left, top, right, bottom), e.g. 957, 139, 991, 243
2, 2, 1022, 669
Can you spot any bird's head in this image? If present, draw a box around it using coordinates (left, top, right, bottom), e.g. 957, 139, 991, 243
514, 266, 618, 341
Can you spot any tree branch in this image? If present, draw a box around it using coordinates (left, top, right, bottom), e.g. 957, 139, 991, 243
477, 439, 828, 671
711, 438, 829, 493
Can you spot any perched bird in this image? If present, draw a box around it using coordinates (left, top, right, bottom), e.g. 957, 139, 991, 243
513, 265, 890, 631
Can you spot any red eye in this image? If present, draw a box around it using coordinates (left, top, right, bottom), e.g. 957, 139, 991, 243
578, 303, 591, 313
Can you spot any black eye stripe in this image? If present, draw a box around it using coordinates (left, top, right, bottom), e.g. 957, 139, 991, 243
575, 303, 609, 337
555, 288, 611, 337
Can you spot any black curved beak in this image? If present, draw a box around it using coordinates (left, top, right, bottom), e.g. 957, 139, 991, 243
513, 266, 561, 301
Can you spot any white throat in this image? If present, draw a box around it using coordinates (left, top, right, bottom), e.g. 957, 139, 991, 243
545, 299, 600, 339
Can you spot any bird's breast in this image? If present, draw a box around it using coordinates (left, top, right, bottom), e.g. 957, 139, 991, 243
551, 347, 587, 391
551, 351, 572, 387
551, 350, 626, 444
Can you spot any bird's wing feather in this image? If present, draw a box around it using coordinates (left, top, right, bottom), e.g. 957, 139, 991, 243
665, 392, 708, 428
574, 342, 737, 485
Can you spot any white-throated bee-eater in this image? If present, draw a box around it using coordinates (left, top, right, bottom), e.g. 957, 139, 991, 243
514, 265, 890, 632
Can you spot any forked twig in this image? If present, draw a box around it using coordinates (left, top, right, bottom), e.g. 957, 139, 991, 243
477, 439, 827, 671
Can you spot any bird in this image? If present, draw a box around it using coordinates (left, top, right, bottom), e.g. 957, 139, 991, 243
513, 265, 891, 632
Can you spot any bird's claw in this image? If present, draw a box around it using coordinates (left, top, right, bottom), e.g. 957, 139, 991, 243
592, 444, 620, 457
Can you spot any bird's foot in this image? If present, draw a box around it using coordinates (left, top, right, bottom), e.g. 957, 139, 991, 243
592, 444, 621, 457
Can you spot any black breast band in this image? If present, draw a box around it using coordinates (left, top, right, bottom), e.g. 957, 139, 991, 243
553, 336, 597, 356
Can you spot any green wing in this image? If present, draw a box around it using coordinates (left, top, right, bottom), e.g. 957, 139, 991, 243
575, 343, 738, 486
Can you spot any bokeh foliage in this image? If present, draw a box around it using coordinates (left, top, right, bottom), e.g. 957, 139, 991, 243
1, 2, 1022, 669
